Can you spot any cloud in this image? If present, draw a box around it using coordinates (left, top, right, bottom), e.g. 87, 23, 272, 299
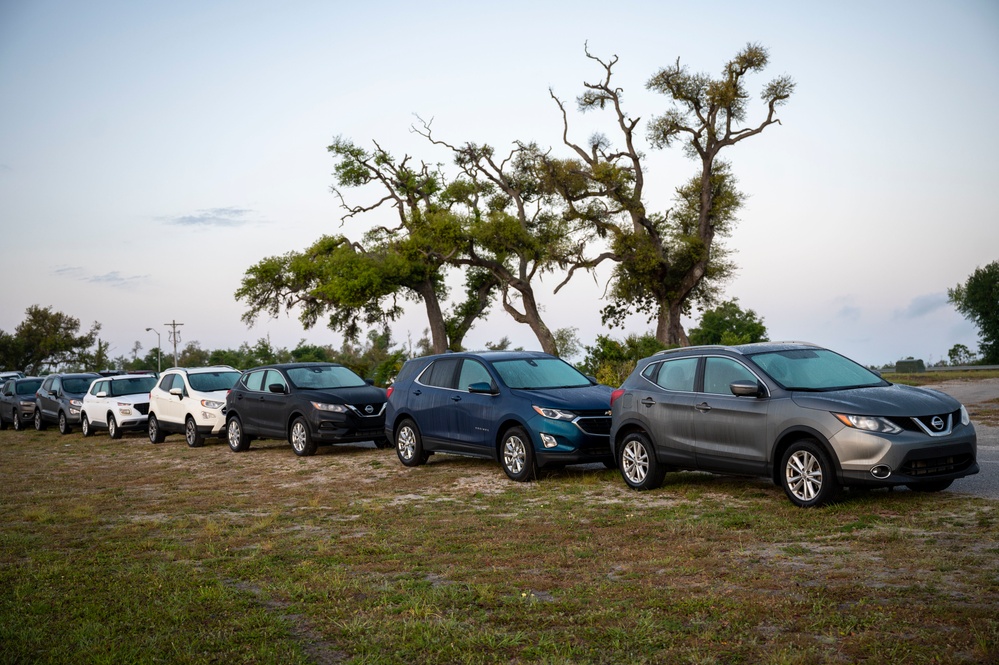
835, 304, 862, 322
165, 207, 254, 227
52, 266, 148, 289
894, 292, 950, 320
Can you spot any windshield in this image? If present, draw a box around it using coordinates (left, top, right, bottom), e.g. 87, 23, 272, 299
188, 371, 241, 392
286, 365, 367, 390
16, 379, 43, 395
110, 376, 157, 396
748, 348, 887, 391
490, 357, 590, 390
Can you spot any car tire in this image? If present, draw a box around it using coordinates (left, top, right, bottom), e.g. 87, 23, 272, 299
0, 410, 7, 430
395, 419, 428, 467
185, 416, 204, 448
907, 479, 954, 493
34, 409, 46, 431
289, 417, 317, 456
81, 414, 93, 437
226, 416, 250, 452
108, 414, 122, 439
500, 426, 535, 482
619, 431, 666, 491
780, 439, 839, 508
148, 413, 165, 444
58, 411, 71, 435
13, 411, 24, 431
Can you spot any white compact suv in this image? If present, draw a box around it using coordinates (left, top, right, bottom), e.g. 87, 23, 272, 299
147, 366, 241, 447
80, 374, 158, 439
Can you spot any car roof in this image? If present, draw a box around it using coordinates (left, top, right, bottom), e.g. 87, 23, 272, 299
103, 373, 156, 381
162, 365, 238, 374
407, 350, 553, 363
241, 362, 348, 372
653, 341, 822, 358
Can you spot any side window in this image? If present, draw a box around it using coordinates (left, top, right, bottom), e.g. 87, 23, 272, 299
52, 377, 62, 392
656, 358, 698, 392
421, 358, 460, 389
457, 360, 492, 391
243, 371, 265, 392
703, 357, 757, 395
2, 380, 10, 396
41, 377, 54, 393
264, 370, 288, 392
157, 374, 174, 391
91, 381, 107, 396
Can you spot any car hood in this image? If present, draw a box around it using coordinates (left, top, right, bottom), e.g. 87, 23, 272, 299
791, 384, 961, 416
511, 384, 613, 411
299, 385, 386, 404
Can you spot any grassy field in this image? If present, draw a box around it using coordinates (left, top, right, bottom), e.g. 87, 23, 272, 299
1, 425, 997, 664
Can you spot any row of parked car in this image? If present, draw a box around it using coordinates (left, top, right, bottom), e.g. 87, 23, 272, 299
0, 341, 981, 507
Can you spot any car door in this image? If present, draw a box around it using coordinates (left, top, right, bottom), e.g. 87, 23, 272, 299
155, 373, 182, 427
636, 357, 699, 467
254, 369, 290, 438
449, 358, 499, 449
691, 356, 770, 475
85, 379, 110, 427
37, 376, 58, 421
408, 357, 461, 449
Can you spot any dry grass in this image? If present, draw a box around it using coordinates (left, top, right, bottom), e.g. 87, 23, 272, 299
1, 428, 997, 664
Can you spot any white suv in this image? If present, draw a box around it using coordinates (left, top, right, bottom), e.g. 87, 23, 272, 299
80, 374, 158, 439
147, 366, 241, 447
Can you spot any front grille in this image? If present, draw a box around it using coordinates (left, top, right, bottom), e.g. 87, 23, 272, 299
574, 416, 611, 436
887, 410, 960, 435
135, 403, 149, 416
348, 402, 386, 418
900, 454, 974, 477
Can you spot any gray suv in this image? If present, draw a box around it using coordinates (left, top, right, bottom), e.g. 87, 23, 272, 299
610, 342, 978, 507
34, 372, 100, 434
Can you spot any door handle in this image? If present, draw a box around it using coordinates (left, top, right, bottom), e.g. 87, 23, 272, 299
641, 397, 656, 407
451, 395, 462, 402
695, 402, 712, 412
412, 389, 422, 396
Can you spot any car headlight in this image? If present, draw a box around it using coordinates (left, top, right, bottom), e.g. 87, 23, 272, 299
960, 405, 970, 427
311, 402, 347, 413
833, 413, 901, 435
116, 403, 133, 416
70, 399, 82, 408
200, 399, 224, 409
533, 405, 575, 421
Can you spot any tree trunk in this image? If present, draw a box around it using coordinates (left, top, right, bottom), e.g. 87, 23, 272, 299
656, 300, 690, 347
416, 280, 448, 354
502, 286, 558, 355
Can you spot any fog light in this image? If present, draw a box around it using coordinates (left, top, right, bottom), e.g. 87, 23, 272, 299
540, 433, 558, 448
871, 465, 892, 479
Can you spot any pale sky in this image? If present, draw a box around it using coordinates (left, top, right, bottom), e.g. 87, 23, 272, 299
1, 0, 997, 368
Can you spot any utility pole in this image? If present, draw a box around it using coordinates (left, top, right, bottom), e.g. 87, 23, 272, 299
164, 320, 184, 368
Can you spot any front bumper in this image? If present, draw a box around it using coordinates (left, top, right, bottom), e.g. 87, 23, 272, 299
528, 415, 614, 467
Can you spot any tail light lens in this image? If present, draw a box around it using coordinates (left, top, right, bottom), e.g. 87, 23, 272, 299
610, 388, 625, 406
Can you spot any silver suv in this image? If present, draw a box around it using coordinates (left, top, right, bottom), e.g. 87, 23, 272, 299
610, 342, 979, 507
148, 366, 241, 447
34, 372, 100, 434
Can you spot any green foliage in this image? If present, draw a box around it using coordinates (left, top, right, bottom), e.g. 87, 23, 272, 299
948, 261, 999, 364
947, 343, 979, 366
580, 333, 670, 386
0, 305, 101, 374
688, 298, 769, 346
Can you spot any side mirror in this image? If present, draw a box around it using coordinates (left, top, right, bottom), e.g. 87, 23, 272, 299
467, 382, 497, 395
267, 383, 287, 394
730, 380, 764, 398
169, 387, 184, 398
586, 375, 599, 385
96, 391, 108, 399
364, 379, 375, 386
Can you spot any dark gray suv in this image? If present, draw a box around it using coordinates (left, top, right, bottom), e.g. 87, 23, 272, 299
610, 342, 978, 507
34, 372, 100, 434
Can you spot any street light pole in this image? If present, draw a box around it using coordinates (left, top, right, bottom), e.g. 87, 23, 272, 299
145, 327, 161, 373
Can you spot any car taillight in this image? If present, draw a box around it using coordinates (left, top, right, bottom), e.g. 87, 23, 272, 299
610, 388, 625, 406
386, 386, 394, 399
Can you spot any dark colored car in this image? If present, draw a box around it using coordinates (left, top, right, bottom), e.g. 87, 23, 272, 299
610, 342, 979, 507
225, 362, 388, 456
385, 350, 614, 481
34, 372, 100, 434
0, 377, 45, 431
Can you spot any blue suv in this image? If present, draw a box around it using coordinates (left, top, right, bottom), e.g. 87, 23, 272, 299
385, 351, 614, 481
